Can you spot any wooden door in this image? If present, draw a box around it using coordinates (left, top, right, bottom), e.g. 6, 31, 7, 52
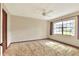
2, 9, 7, 54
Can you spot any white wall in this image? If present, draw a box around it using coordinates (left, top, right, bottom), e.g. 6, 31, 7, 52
7, 14, 11, 46
9, 15, 48, 43
48, 35, 79, 47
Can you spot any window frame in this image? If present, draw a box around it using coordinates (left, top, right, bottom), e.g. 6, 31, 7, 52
52, 17, 75, 36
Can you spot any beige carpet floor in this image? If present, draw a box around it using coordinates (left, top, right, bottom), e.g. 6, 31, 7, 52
4, 39, 79, 56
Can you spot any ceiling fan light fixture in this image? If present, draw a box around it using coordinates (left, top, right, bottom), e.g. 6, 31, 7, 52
42, 12, 46, 16
42, 9, 53, 16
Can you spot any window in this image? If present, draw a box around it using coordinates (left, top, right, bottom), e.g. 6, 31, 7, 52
53, 17, 75, 36
53, 22, 62, 34
63, 20, 75, 36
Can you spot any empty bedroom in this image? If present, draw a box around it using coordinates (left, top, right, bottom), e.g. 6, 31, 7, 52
1, 3, 79, 56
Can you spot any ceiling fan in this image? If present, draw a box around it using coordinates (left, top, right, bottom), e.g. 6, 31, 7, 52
42, 9, 53, 16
